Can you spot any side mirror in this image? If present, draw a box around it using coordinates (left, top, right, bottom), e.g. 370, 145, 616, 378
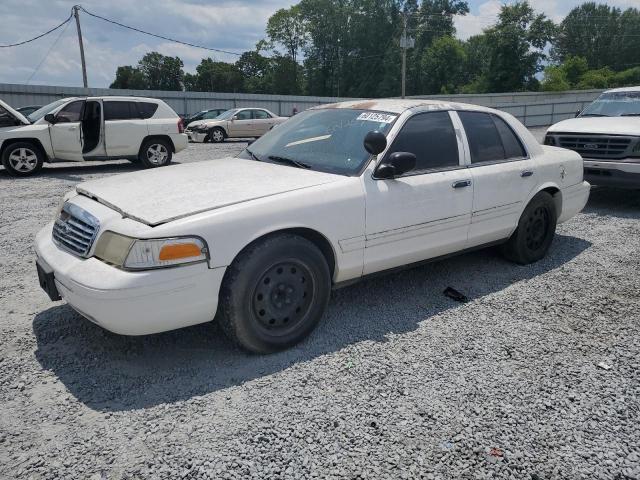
375, 152, 416, 179
44, 113, 56, 124
575, 110, 581, 118
231, 115, 238, 121
363, 130, 387, 155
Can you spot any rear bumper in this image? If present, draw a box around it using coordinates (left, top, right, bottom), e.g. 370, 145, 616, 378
583, 160, 640, 188
558, 181, 591, 223
34, 223, 225, 335
171, 133, 189, 153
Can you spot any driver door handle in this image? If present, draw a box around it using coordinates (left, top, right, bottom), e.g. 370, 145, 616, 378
68, 126, 77, 131
521, 170, 534, 177
452, 179, 472, 189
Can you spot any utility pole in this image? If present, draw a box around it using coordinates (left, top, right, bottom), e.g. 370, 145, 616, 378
400, 13, 414, 99
73, 5, 88, 88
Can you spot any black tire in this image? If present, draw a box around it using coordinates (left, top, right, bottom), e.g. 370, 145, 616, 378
1, 141, 44, 176
208, 127, 225, 143
217, 233, 331, 354
501, 191, 557, 265
138, 138, 172, 168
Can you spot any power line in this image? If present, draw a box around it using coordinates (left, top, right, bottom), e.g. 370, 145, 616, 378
0, 14, 72, 48
78, 6, 244, 57
26, 18, 72, 84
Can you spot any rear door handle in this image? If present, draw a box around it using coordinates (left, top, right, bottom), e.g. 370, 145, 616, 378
521, 170, 534, 177
452, 179, 472, 189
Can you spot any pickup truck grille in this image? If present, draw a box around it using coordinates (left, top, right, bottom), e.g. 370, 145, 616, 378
554, 134, 636, 159
52, 203, 99, 257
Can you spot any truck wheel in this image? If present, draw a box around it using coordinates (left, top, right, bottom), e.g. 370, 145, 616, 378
501, 191, 557, 265
218, 233, 331, 354
139, 139, 172, 168
209, 128, 225, 143
2, 142, 44, 176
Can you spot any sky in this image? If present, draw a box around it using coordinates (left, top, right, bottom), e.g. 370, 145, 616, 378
0, 0, 638, 88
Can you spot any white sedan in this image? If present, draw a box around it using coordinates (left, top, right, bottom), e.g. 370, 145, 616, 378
35, 99, 590, 353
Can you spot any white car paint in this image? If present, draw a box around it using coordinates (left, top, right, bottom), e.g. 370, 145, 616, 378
0, 96, 188, 174
35, 99, 590, 336
186, 108, 287, 142
546, 86, 640, 187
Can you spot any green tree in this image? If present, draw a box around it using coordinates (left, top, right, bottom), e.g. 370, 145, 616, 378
541, 66, 570, 92
189, 58, 243, 93
235, 42, 273, 93
266, 6, 307, 64
138, 52, 184, 91
421, 36, 467, 94
109, 66, 147, 90
483, 2, 555, 92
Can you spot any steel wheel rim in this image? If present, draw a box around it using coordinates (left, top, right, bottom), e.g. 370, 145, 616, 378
8, 147, 38, 172
251, 260, 315, 336
525, 206, 549, 251
212, 130, 223, 142
146, 144, 168, 165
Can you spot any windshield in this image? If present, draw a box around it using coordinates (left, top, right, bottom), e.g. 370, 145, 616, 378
216, 109, 239, 120
238, 108, 398, 175
27, 99, 69, 123
581, 91, 640, 117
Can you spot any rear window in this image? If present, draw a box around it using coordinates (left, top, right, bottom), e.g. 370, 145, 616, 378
104, 101, 138, 121
138, 102, 158, 119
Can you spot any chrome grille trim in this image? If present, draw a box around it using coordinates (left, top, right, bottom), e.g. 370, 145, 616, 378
52, 203, 100, 257
550, 133, 639, 160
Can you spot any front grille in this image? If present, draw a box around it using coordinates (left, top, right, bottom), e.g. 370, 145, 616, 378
555, 134, 636, 159
52, 203, 99, 257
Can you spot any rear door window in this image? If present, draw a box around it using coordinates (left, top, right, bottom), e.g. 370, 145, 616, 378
253, 110, 271, 119
104, 101, 139, 121
385, 111, 460, 174
458, 111, 505, 163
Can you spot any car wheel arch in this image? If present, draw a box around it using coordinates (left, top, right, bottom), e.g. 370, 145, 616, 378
227, 227, 337, 281
209, 126, 227, 138
139, 135, 176, 153
0, 138, 49, 162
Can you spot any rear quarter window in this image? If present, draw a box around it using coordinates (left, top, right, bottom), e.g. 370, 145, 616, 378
138, 102, 159, 119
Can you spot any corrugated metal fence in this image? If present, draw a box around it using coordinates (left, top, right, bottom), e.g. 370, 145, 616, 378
0, 83, 603, 127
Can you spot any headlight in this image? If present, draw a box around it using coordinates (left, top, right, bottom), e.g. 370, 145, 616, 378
544, 135, 556, 146
632, 140, 640, 157
94, 232, 209, 270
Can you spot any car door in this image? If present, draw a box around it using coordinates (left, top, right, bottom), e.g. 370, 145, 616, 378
49, 100, 85, 161
252, 109, 274, 135
103, 101, 149, 157
227, 109, 253, 137
363, 110, 474, 275
455, 111, 537, 246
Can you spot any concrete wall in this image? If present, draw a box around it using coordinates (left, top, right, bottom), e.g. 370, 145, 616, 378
0, 83, 604, 127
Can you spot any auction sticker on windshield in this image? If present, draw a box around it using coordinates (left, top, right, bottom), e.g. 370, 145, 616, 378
356, 112, 397, 123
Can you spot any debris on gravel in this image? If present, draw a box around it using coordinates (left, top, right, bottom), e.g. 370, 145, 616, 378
1, 133, 639, 479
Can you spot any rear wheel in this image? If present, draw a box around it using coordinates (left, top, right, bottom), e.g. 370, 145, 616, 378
1, 142, 44, 176
217, 233, 331, 354
139, 139, 172, 168
501, 191, 557, 265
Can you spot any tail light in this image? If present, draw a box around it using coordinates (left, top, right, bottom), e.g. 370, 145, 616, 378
177, 117, 184, 133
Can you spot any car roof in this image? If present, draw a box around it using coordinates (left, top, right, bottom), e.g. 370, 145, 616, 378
312, 98, 494, 114
603, 86, 640, 94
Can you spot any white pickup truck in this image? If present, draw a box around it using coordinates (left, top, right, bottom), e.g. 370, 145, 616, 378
545, 86, 640, 188
35, 99, 590, 353
0, 96, 188, 176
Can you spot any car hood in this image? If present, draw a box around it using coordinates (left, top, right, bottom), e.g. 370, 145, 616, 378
186, 119, 210, 128
0, 98, 30, 125
75, 157, 343, 226
548, 116, 640, 136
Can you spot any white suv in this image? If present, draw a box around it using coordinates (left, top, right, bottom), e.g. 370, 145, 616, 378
0, 96, 188, 176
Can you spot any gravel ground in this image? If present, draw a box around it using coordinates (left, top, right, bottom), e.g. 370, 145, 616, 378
1, 130, 639, 480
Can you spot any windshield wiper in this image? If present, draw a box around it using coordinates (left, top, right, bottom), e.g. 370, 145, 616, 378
620, 113, 640, 117
245, 148, 261, 162
267, 155, 312, 170
580, 113, 609, 117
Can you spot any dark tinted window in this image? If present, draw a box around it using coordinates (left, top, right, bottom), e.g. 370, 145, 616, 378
56, 100, 84, 123
386, 111, 459, 173
458, 111, 505, 163
236, 110, 252, 120
104, 101, 139, 121
138, 102, 158, 119
493, 115, 526, 158
253, 109, 270, 119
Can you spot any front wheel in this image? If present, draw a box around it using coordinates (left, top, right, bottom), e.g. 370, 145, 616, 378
217, 233, 331, 354
208, 128, 225, 143
1, 142, 44, 176
501, 191, 557, 265
139, 139, 172, 168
